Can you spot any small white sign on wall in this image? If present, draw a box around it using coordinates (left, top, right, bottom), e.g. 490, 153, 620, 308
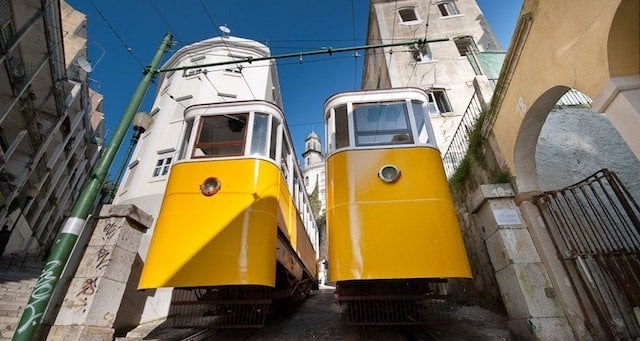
493, 208, 522, 225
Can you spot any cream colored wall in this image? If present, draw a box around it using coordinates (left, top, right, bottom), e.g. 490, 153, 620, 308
490, 0, 639, 182
60, 0, 87, 67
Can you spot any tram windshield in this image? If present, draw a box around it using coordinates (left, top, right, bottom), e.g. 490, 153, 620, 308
353, 101, 414, 146
186, 111, 281, 161
326, 96, 434, 153
192, 113, 248, 157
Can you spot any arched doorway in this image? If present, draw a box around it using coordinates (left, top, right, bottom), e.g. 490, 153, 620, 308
513, 86, 640, 339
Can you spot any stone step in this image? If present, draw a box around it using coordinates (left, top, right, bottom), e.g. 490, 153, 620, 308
0, 292, 30, 303
0, 283, 36, 293
0, 309, 20, 318
0, 321, 16, 340
0, 302, 25, 312
0, 316, 19, 324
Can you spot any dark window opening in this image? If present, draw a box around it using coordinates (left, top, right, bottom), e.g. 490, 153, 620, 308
412, 44, 431, 62
426, 90, 453, 115
192, 114, 248, 158
153, 157, 172, 177
437, 1, 460, 17
398, 8, 419, 23
454, 36, 477, 56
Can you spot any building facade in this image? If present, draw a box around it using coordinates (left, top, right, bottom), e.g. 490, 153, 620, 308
362, 0, 501, 152
112, 36, 283, 325
0, 0, 103, 256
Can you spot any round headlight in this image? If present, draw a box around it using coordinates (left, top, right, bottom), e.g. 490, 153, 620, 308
378, 165, 401, 183
200, 177, 221, 196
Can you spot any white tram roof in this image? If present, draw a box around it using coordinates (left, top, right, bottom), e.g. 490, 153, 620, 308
183, 100, 285, 121
323, 87, 430, 114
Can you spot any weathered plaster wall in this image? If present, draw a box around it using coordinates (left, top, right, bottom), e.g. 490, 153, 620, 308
536, 107, 640, 199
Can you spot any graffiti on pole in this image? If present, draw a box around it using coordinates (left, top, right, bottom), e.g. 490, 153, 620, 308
15, 259, 63, 334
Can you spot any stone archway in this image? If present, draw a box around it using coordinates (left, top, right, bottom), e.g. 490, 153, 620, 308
512, 86, 568, 194
514, 86, 640, 200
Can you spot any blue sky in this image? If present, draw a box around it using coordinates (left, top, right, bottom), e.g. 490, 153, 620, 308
66, 0, 522, 179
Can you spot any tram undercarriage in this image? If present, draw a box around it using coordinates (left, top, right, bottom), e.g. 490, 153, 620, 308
167, 231, 316, 329
335, 279, 448, 325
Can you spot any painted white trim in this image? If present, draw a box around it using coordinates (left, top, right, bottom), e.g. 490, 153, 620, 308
60, 217, 86, 236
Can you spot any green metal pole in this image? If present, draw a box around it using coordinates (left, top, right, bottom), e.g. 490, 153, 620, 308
13, 32, 173, 341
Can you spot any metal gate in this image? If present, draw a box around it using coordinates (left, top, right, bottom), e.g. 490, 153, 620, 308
534, 169, 640, 339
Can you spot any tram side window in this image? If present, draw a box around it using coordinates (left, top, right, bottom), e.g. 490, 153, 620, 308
353, 102, 414, 146
269, 118, 279, 160
178, 119, 193, 160
192, 114, 248, 158
411, 100, 430, 144
281, 140, 291, 187
250, 113, 269, 157
334, 105, 349, 149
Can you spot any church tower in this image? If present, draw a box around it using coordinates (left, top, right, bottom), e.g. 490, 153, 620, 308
301, 131, 325, 215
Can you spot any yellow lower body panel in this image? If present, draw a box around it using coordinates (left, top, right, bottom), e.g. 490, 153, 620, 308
326, 147, 472, 282
138, 159, 281, 289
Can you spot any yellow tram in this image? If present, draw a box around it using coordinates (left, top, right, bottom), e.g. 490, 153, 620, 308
323, 88, 472, 324
138, 100, 319, 328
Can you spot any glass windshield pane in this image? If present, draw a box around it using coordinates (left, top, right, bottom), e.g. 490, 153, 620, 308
250, 113, 269, 157
411, 100, 430, 144
192, 113, 248, 158
353, 101, 413, 146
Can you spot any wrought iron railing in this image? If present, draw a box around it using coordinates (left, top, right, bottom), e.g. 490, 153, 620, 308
556, 88, 592, 107
442, 92, 483, 178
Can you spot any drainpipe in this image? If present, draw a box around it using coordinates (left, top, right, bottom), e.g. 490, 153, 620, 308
12, 32, 173, 341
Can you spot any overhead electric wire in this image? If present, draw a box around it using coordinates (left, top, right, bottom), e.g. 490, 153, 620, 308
406, 1, 433, 87
149, 0, 182, 42
159, 38, 445, 73
199, 0, 258, 100
87, 0, 144, 69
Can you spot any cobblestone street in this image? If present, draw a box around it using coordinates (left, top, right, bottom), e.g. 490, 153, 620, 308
130, 287, 511, 340
249, 287, 511, 340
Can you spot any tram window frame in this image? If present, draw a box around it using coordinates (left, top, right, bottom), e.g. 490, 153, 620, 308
178, 119, 194, 160
352, 101, 414, 147
334, 105, 349, 149
249, 112, 270, 158
281, 138, 293, 191
269, 117, 279, 160
410, 100, 432, 144
191, 113, 248, 158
